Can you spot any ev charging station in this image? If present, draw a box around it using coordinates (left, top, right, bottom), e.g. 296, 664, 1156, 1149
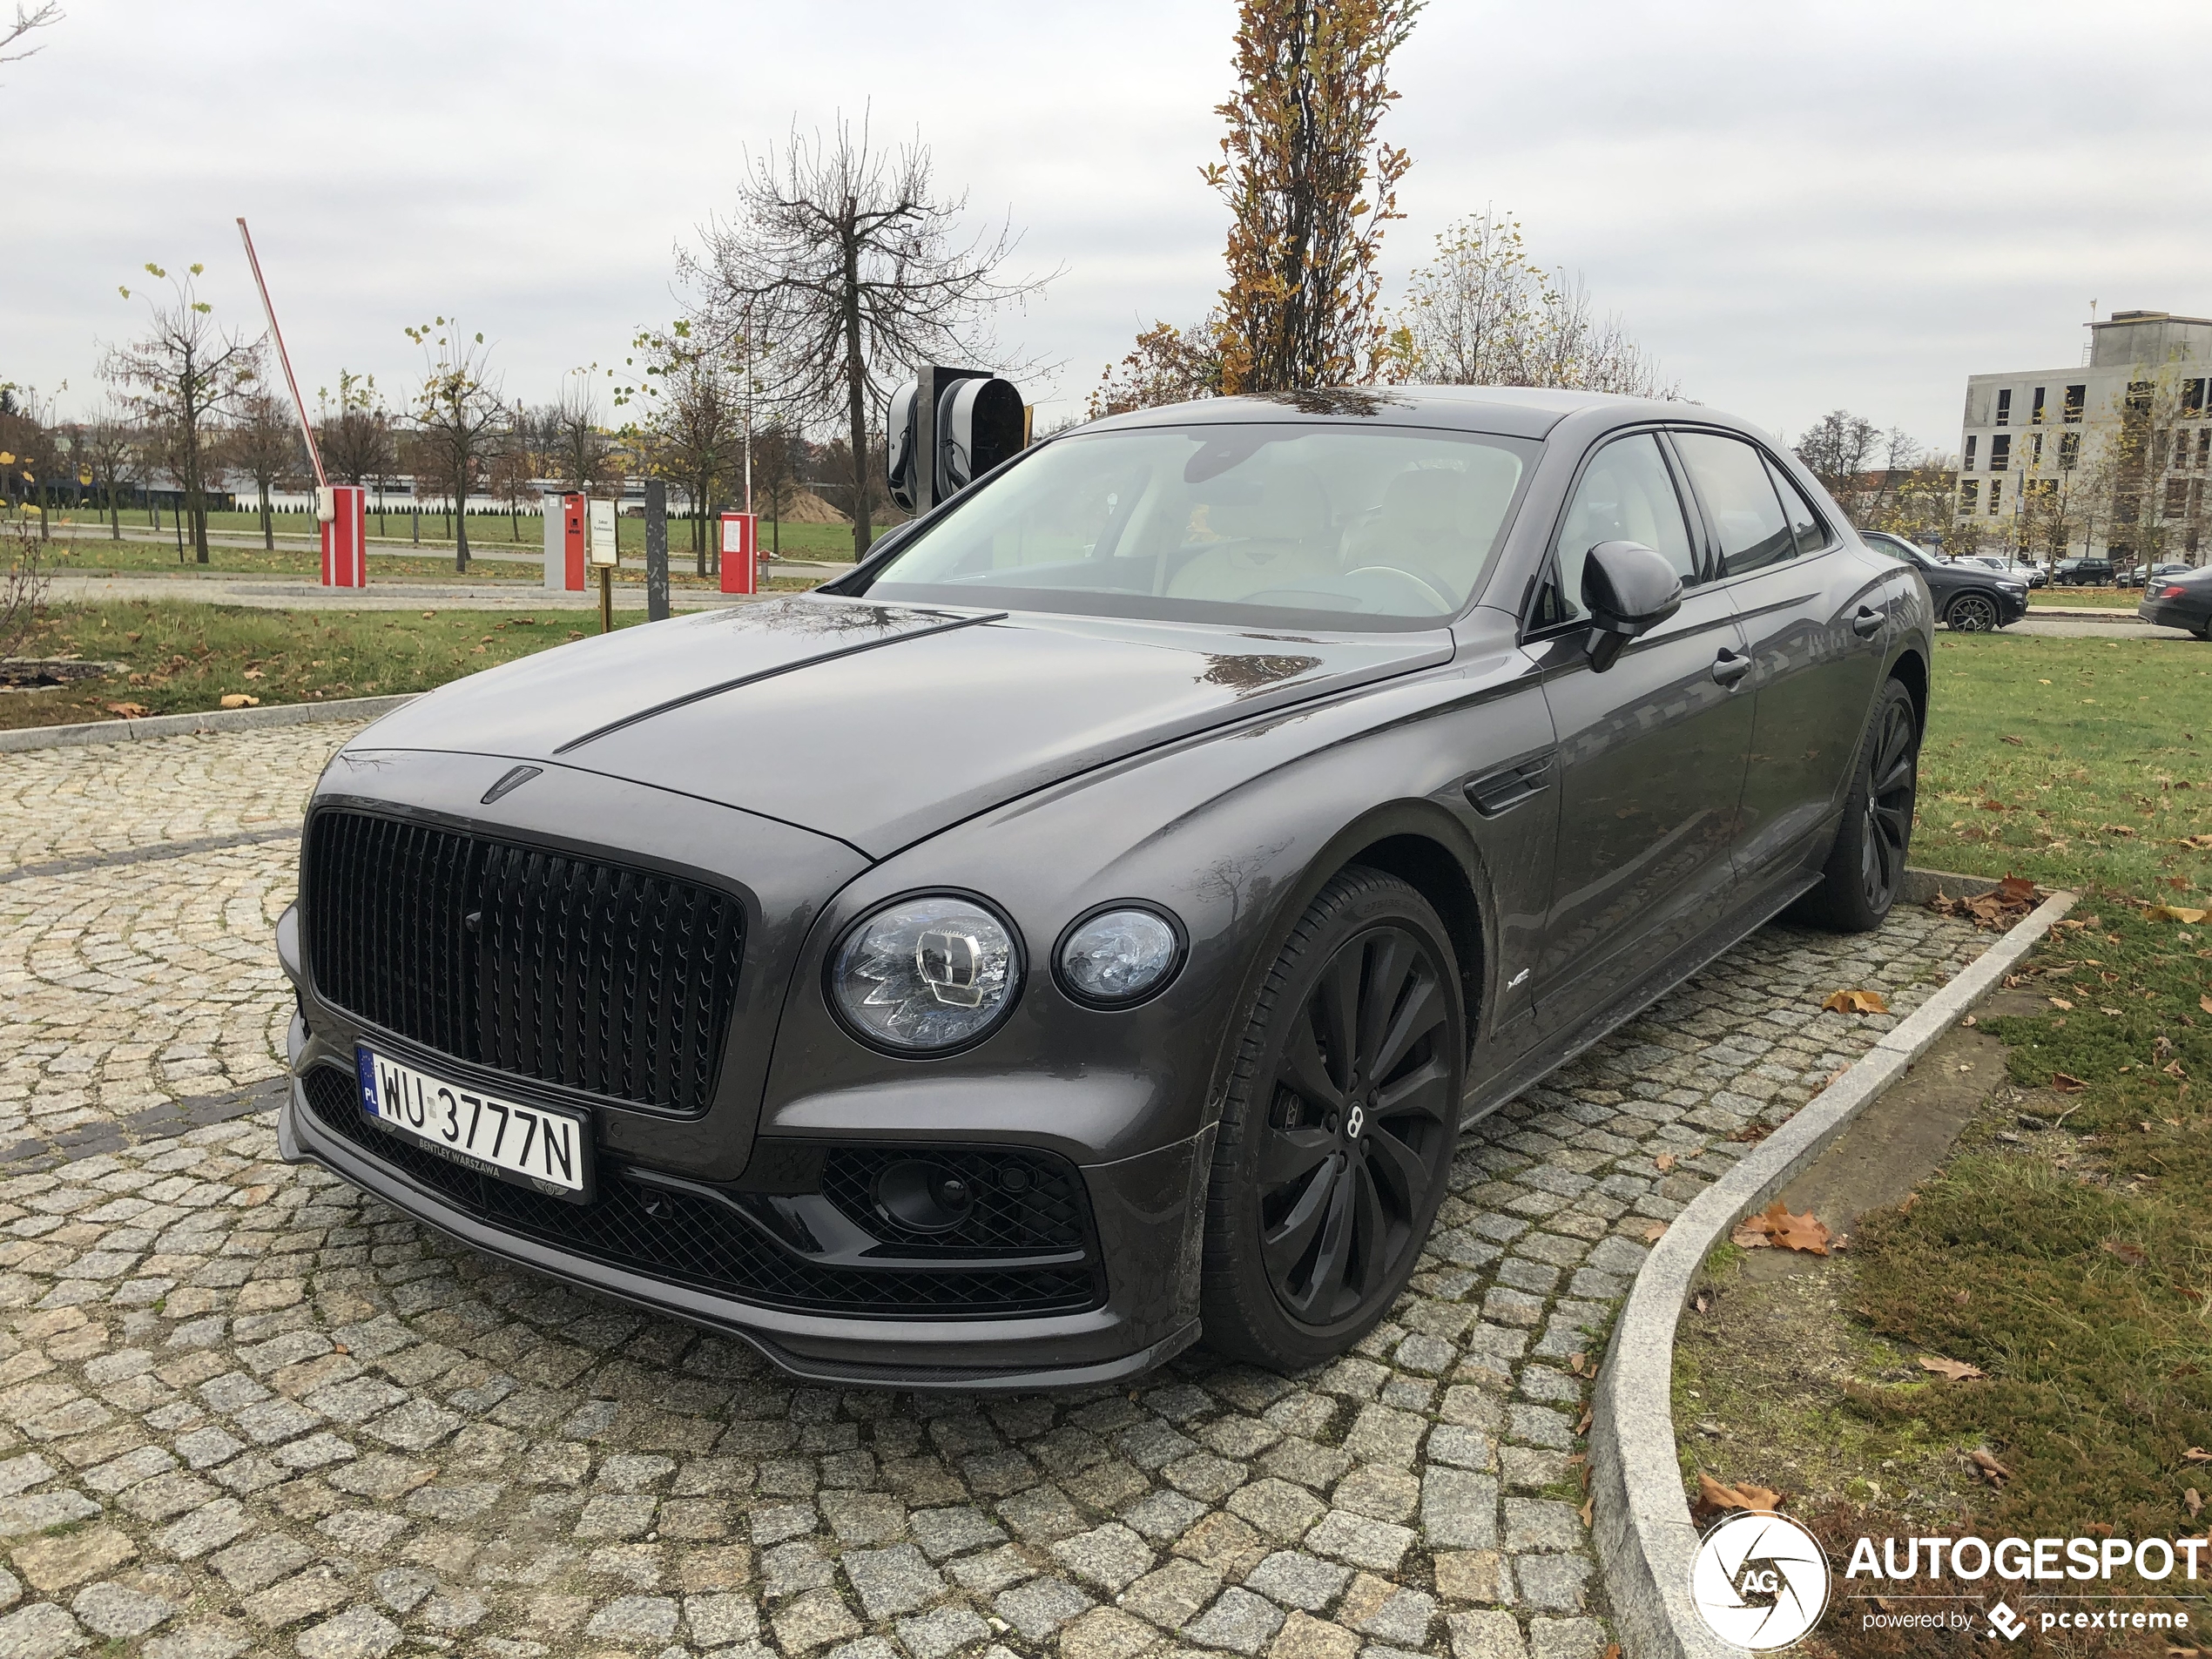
543, 492, 588, 591
888, 366, 1030, 516
317, 485, 367, 589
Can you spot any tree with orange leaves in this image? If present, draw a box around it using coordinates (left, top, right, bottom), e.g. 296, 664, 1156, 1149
1206, 0, 1422, 395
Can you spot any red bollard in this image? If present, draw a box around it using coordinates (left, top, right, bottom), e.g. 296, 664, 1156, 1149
719, 512, 759, 595
320, 485, 366, 588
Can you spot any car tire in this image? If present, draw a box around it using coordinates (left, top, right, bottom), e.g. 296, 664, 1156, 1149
1798, 678, 1920, 934
1200, 867, 1466, 1371
1946, 592, 2001, 632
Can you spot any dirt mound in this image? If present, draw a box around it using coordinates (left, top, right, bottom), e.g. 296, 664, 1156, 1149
775, 489, 848, 526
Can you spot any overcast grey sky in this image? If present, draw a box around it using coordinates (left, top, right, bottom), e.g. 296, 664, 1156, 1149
5, 0, 2207, 451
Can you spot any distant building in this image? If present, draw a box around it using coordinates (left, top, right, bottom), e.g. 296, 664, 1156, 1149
1958, 309, 2211, 565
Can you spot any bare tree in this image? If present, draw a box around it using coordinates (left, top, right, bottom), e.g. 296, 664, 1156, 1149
620, 322, 743, 573
226, 389, 300, 549
76, 409, 138, 540
685, 112, 1050, 556
486, 421, 536, 543
318, 369, 395, 497
104, 263, 261, 563
1, 3, 60, 71
751, 421, 804, 558
1207, 0, 1421, 393
403, 319, 504, 572
1794, 410, 1883, 512
0, 516, 49, 662
1389, 210, 1676, 398
550, 370, 618, 497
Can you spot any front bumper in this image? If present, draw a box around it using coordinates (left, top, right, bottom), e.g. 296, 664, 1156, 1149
1996, 588, 2030, 624
280, 1026, 1209, 1392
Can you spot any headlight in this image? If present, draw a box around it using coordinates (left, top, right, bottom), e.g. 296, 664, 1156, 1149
831, 894, 1022, 1053
1056, 906, 1184, 1007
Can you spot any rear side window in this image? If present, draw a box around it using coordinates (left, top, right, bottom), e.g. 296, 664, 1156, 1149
1765, 459, 1828, 556
1674, 432, 1794, 576
1534, 433, 1698, 628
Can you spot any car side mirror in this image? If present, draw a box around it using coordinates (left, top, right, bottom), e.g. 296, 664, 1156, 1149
1581, 540, 1684, 672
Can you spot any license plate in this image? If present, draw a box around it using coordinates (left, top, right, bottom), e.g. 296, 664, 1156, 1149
354, 1046, 590, 1199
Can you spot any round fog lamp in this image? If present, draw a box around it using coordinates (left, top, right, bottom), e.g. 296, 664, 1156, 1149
1058, 907, 1182, 1007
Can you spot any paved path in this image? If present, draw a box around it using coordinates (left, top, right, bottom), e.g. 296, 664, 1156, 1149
0, 723, 1991, 1659
2009, 615, 2195, 639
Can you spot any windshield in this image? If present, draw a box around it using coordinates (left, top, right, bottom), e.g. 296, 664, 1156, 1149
849, 423, 1535, 628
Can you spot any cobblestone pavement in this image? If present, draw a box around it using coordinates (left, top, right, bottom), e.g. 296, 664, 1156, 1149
0, 724, 1992, 1659
0, 725, 362, 869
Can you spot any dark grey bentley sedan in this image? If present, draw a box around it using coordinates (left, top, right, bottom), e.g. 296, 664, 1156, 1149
274, 388, 1932, 1389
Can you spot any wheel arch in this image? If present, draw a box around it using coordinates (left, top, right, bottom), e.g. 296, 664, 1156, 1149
1203, 799, 1494, 1125
1886, 643, 1928, 731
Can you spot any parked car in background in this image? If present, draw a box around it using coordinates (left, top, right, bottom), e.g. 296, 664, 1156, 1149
1954, 555, 2010, 572
2024, 565, 2047, 589
2147, 562, 2195, 583
2116, 565, 2148, 589
1861, 531, 2029, 631
2139, 566, 2212, 638
274, 388, 1935, 1386
2054, 556, 2117, 586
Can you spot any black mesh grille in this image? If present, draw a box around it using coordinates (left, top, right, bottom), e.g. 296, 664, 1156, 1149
819, 1148, 1089, 1254
305, 809, 742, 1114
303, 1068, 1098, 1318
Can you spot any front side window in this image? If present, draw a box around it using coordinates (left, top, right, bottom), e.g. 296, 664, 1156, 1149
1533, 433, 1699, 628
853, 423, 1534, 628
1673, 432, 1794, 577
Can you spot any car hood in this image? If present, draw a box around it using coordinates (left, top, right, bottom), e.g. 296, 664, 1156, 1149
353, 597, 1451, 858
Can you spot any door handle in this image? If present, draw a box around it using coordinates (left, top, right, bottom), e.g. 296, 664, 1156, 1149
1851, 605, 1885, 638
1711, 648, 1752, 687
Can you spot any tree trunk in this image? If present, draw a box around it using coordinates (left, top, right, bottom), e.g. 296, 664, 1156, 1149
260, 482, 273, 550
108, 485, 119, 541
182, 419, 210, 564
842, 228, 872, 558
454, 452, 470, 574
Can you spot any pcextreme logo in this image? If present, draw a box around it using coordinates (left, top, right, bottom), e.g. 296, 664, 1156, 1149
1689, 1511, 1831, 1649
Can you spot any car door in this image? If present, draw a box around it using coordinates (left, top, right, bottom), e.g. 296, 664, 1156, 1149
1670, 431, 1885, 886
1524, 430, 1757, 1038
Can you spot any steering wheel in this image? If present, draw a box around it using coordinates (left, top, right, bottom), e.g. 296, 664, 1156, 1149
1343, 564, 1453, 614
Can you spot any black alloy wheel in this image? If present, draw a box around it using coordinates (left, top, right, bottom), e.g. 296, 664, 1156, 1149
1202, 867, 1465, 1369
1858, 691, 1919, 912
1799, 678, 1920, 933
1946, 592, 2000, 632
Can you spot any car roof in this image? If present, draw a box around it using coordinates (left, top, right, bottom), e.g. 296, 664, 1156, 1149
1075, 385, 1696, 442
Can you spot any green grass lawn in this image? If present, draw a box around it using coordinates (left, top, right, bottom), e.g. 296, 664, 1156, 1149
1730, 631, 2212, 1646
1912, 632, 2212, 899
3, 601, 641, 730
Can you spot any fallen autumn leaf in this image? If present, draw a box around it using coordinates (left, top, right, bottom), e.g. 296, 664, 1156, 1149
1730, 1200, 1833, 1255
1919, 1356, 1986, 1382
1823, 988, 1890, 1015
